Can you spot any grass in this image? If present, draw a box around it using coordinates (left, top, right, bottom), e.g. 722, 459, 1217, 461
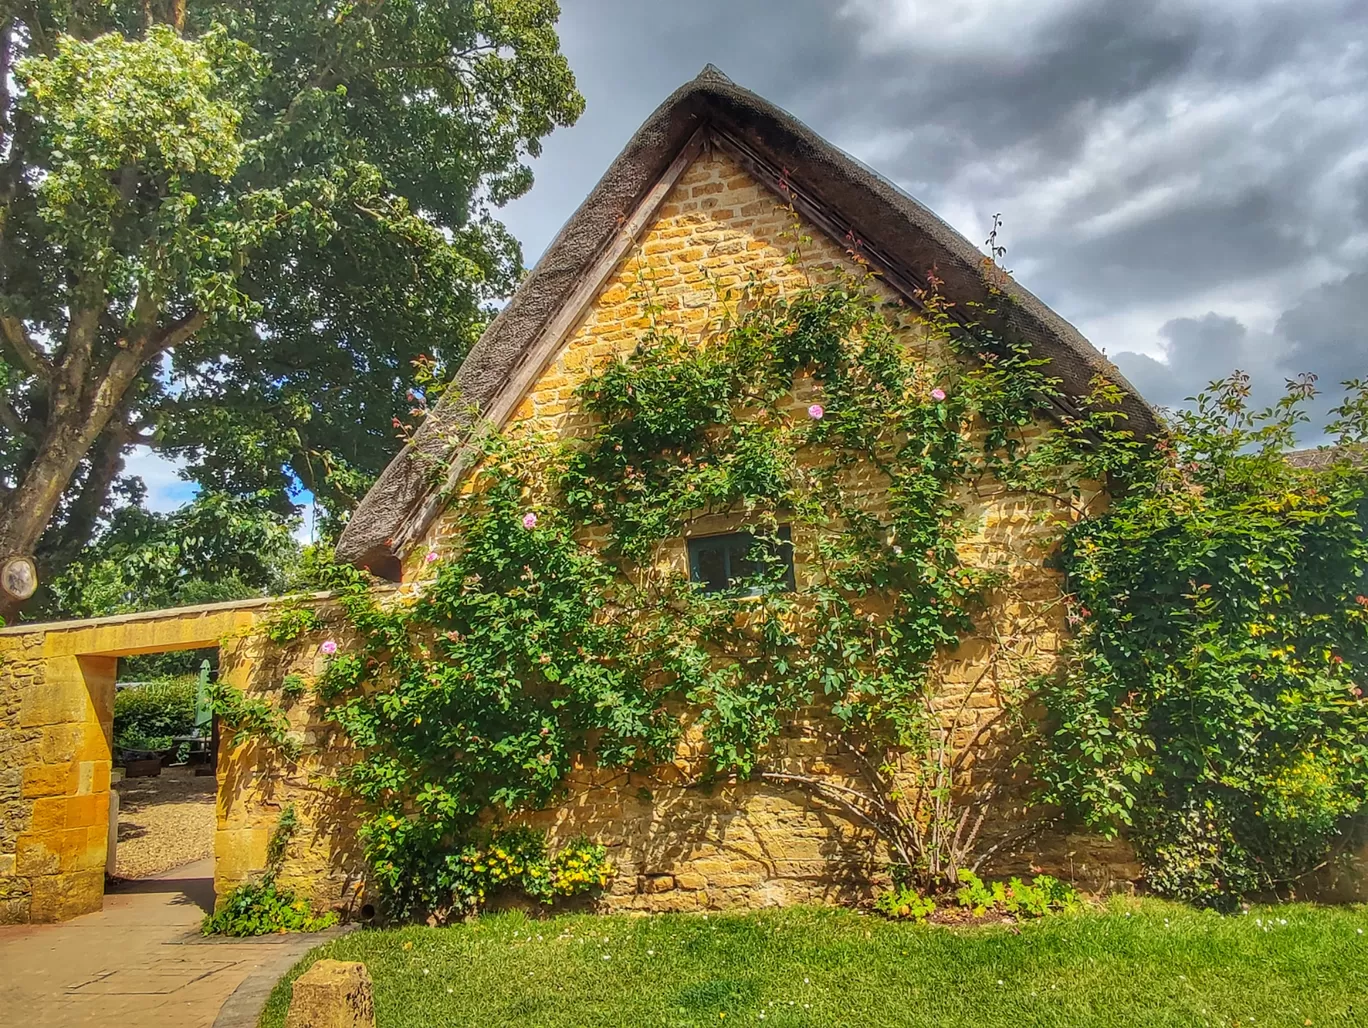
260, 898, 1367, 1028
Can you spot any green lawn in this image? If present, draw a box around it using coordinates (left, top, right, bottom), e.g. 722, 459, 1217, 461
260, 899, 1367, 1027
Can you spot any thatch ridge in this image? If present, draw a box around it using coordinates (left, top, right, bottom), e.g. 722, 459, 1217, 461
1285, 445, 1364, 469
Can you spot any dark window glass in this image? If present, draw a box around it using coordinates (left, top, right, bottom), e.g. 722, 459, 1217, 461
686, 528, 795, 596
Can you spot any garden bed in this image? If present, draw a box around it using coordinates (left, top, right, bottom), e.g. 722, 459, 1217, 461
260, 899, 1367, 1027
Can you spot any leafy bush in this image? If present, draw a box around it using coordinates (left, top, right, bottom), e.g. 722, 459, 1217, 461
953, 870, 1080, 918
1035, 374, 1368, 906
280, 673, 308, 702
203, 807, 339, 936
365, 824, 613, 918
48, 492, 300, 619
875, 871, 1078, 921
200, 878, 339, 937
113, 676, 197, 752
874, 886, 937, 921
261, 604, 323, 643
206, 679, 298, 756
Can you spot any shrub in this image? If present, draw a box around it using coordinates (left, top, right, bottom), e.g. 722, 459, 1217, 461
203, 807, 338, 936
874, 886, 936, 921
364, 824, 614, 918
1034, 374, 1368, 907
113, 676, 197, 751
953, 870, 1080, 918
200, 878, 338, 936
874, 871, 1078, 921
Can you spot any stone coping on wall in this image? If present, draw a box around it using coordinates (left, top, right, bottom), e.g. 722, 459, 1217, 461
0, 592, 338, 638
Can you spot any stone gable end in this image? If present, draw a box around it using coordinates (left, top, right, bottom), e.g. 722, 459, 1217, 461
379, 150, 1139, 910
413, 149, 937, 570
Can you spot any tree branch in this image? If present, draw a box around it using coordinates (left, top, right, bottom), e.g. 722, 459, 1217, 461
55, 295, 102, 405
36, 416, 131, 574
0, 314, 52, 378
0, 393, 31, 439
0, 18, 13, 154
148, 310, 207, 356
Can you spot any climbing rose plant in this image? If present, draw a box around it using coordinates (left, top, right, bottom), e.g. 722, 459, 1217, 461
297, 273, 1366, 917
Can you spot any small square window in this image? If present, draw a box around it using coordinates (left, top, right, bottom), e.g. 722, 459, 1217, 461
686, 528, 795, 596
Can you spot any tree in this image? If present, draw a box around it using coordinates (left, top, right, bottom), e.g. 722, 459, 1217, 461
45, 489, 302, 618
0, 0, 582, 620
1035, 375, 1368, 906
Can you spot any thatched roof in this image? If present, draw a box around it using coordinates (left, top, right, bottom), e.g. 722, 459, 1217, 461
337, 64, 1162, 577
1285, 446, 1364, 469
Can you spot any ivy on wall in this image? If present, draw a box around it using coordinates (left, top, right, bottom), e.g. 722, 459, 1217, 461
220, 268, 1367, 918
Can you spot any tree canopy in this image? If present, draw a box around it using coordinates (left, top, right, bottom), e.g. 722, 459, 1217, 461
0, 0, 582, 619
46, 488, 300, 617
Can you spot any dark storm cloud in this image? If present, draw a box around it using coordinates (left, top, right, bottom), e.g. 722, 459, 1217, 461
1042, 191, 1312, 317
1277, 272, 1368, 388
497, 0, 1368, 439
788, 0, 1212, 179
1113, 314, 1272, 412
1112, 267, 1368, 433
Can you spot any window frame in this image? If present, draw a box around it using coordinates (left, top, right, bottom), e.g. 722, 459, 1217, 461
685, 527, 796, 597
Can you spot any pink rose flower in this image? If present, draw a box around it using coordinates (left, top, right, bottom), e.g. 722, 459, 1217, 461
425, 550, 439, 563
931, 388, 947, 402
522, 512, 538, 530
320, 640, 338, 656
808, 404, 824, 420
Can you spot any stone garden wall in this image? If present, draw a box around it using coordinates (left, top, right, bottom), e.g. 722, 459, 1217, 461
0, 600, 265, 923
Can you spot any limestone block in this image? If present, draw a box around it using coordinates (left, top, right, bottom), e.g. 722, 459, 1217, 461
0, 897, 31, 925
214, 826, 270, 879
29, 797, 67, 835
38, 724, 81, 764
28, 869, 102, 922
65, 793, 107, 830
18, 677, 88, 729
20, 761, 74, 799
15, 835, 60, 876
286, 960, 375, 1028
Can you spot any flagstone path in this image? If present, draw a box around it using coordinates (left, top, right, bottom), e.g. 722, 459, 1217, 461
0, 859, 330, 1028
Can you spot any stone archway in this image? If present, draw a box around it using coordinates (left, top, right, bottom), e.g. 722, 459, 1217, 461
0, 599, 267, 924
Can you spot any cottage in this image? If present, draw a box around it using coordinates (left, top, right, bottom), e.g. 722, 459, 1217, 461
319, 66, 1156, 913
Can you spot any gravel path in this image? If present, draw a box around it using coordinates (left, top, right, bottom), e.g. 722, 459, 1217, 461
114, 766, 217, 879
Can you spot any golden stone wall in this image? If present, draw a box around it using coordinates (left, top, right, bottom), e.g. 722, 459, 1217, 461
0, 600, 265, 924
211, 611, 370, 919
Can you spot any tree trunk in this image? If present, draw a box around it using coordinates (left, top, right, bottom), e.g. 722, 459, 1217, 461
0, 308, 205, 622
0, 416, 108, 621
35, 416, 132, 575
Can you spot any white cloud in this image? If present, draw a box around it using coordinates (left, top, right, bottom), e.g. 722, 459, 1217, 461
838, 0, 1098, 57
121, 448, 196, 513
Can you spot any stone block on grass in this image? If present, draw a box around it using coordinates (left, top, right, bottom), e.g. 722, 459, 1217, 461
286, 959, 375, 1028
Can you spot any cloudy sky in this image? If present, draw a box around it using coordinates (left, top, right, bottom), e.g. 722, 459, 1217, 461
505, 1, 1368, 418
136, 0, 1368, 512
